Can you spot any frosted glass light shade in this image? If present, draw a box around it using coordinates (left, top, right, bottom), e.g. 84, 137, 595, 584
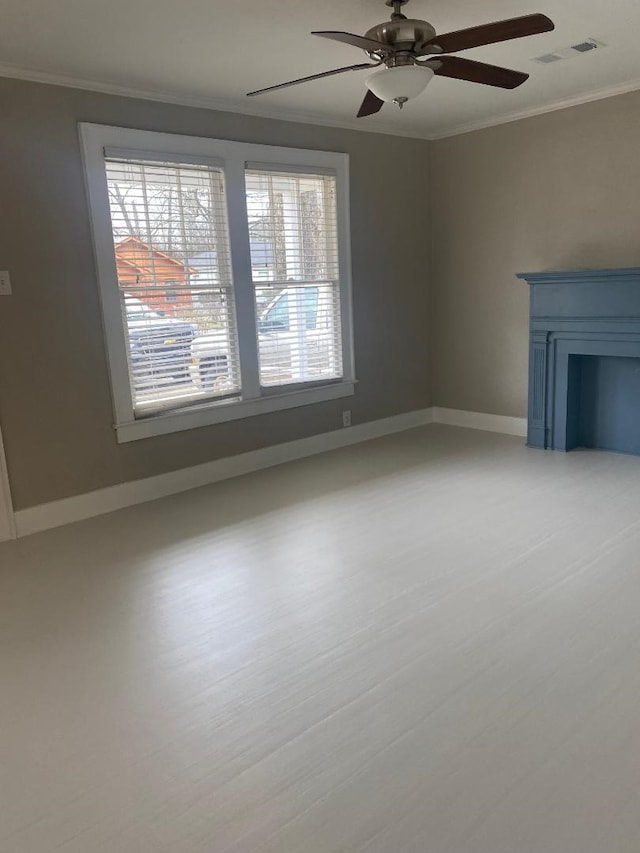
366, 65, 434, 103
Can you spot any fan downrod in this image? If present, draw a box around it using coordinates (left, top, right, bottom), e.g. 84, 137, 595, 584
385, 0, 409, 20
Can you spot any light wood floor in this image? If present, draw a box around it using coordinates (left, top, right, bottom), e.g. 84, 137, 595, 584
3, 424, 640, 852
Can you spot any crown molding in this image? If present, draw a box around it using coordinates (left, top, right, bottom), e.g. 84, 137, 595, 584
2, 60, 640, 142
428, 76, 640, 140
0, 62, 428, 141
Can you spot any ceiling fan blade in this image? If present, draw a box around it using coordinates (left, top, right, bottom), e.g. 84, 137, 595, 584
247, 63, 375, 96
433, 56, 529, 89
357, 89, 384, 117
421, 13, 554, 55
312, 31, 391, 53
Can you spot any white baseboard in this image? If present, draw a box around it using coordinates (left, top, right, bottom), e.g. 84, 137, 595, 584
432, 407, 528, 438
0, 424, 16, 542
13, 406, 528, 538
15, 407, 435, 537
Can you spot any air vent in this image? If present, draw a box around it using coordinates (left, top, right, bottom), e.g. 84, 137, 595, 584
534, 53, 564, 64
571, 38, 604, 52
532, 38, 606, 64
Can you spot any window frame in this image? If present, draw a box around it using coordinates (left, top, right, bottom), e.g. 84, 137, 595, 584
80, 123, 356, 443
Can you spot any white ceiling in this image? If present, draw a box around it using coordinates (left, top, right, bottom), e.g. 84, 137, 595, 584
1, 0, 640, 138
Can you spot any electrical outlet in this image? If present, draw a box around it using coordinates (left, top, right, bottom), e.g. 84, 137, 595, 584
342, 410, 352, 428
0, 271, 11, 296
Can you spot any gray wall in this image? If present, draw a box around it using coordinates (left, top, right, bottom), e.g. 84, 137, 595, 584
0, 77, 431, 509
6, 74, 637, 511
430, 89, 640, 419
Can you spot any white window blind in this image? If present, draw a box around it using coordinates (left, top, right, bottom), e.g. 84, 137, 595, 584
245, 168, 343, 387
104, 157, 241, 416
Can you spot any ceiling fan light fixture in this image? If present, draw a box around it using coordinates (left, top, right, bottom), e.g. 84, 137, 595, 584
247, 3, 554, 116
365, 64, 434, 104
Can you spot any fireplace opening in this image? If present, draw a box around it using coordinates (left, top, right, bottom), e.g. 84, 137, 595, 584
566, 355, 640, 454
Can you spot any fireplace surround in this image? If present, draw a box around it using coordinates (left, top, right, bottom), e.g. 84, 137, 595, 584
517, 268, 640, 454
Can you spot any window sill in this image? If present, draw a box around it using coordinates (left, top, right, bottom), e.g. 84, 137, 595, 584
115, 380, 356, 443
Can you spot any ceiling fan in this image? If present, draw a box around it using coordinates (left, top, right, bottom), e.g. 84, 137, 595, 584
247, 0, 554, 116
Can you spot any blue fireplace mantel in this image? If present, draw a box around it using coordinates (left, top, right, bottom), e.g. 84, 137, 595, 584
517, 268, 640, 452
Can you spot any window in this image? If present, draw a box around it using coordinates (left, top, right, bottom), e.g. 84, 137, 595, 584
80, 125, 355, 442
104, 157, 240, 415
245, 170, 341, 386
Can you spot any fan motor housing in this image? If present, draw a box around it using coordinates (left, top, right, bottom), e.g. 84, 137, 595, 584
364, 18, 438, 53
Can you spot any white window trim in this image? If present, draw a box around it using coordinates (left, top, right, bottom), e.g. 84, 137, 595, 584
79, 123, 356, 443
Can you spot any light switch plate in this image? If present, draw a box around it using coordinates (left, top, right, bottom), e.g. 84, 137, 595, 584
0, 271, 11, 296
